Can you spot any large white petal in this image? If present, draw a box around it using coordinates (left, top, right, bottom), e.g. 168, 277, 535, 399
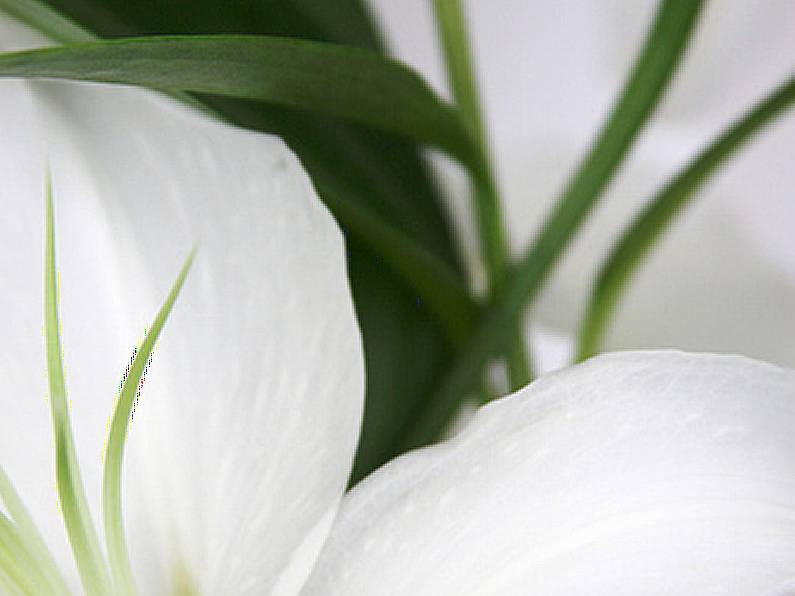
369, 0, 795, 367
0, 11, 364, 595
0, 15, 98, 591
302, 351, 795, 594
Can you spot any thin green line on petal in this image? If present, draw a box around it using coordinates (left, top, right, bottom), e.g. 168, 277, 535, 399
0, 466, 70, 595
45, 174, 112, 596
103, 246, 196, 596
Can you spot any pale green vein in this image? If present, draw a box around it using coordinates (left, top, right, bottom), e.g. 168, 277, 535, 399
0, 510, 51, 595
0, 466, 69, 595
577, 75, 795, 360
45, 175, 112, 596
103, 247, 195, 596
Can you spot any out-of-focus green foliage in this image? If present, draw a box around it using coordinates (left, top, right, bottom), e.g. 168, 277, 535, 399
577, 76, 795, 361
397, 0, 706, 449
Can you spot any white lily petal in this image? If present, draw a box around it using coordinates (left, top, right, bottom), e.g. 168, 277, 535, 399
0, 15, 95, 591
302, 351, 795, 594
1, 11, 364, 595
370, 0, 795, 366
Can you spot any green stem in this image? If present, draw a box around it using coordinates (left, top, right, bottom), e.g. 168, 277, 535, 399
401, 0, 705, 448
432, 0, 532, 390
577, 75, 795, 360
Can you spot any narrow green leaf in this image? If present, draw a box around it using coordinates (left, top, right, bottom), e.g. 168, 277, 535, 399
0, 509, 52, 595
0, 0, 208, 114
45, 176, 112, 596
0, 34, 477, 166
577, 76, 795, 360
399, 0, 704, 448
432, 0, 504, 283
0, 563, 26, 596
431, 0, 481, 132
0, 0, 93, 44
432, 0, 531, 389
103, 247, 195, 596
0, 467, 69, 595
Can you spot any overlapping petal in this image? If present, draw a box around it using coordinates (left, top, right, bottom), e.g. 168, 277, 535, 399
303, 351, 795, 594
0, 11, 363, 595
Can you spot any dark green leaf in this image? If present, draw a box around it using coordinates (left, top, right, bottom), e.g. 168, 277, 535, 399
0, 34, 476, 164
46, 0, 383, 50
0, 0, 93, 43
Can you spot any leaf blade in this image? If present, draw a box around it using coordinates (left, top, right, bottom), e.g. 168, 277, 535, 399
0, 34, 476, 165
432, 0, 531, 389
399, 0, 705, 448
0, 0, 93, 44
103, 248, 195, 595
45, 176, 112, 596
577, 76, 795, 360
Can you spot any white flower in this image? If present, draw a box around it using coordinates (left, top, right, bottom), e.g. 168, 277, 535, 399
305, 351, 795, 595
369, 0, 795, 369
2, 7, 794, 596
0, 12, 363, 595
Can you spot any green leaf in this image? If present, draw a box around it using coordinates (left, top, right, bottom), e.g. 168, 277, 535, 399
103, 248, 195, 596
0, 511, 46, 595
0, 0, 93, 43
577, 76, 795, 360
45, 176, 112, 595
0, 34, 477, 166
399, 0, 705, 448
44, 0, 383, 51
34, 0, 471, 483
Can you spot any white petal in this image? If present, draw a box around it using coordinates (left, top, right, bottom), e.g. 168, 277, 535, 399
370, 0, 795, 366
302, 351, 795, 595
0, 16, 88, 590
1, 11, 364, 595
